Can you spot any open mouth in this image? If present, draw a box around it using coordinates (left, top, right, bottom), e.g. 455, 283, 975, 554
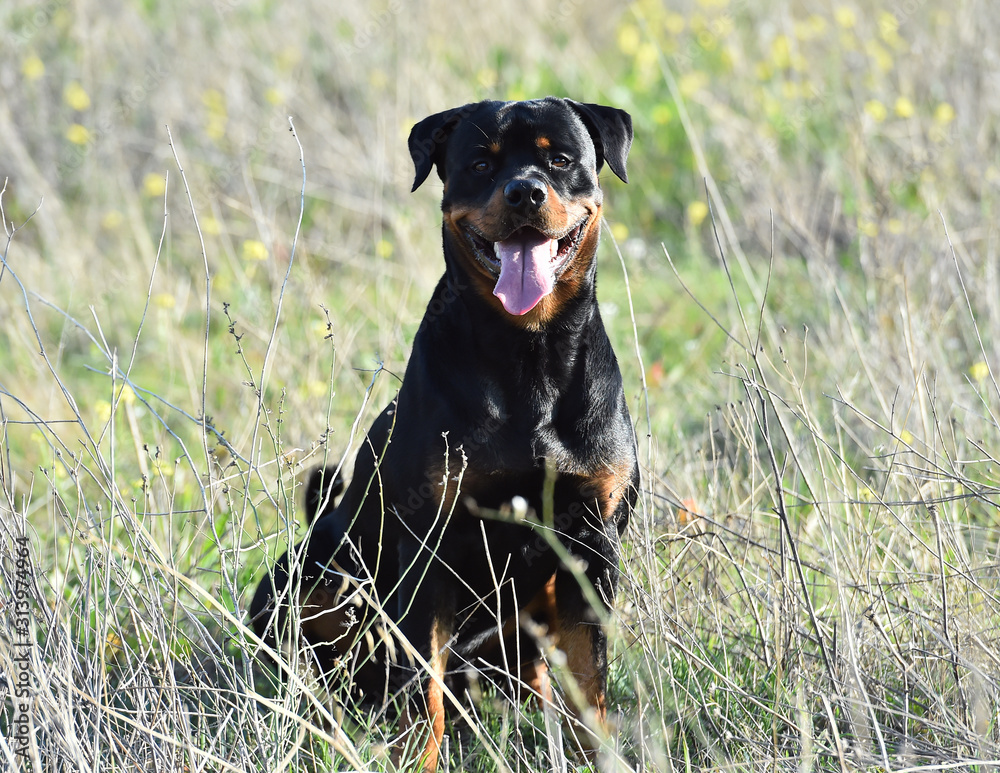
462, 217, 590, 316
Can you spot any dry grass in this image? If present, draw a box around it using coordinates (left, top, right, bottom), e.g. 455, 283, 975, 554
1, 0, 999, 770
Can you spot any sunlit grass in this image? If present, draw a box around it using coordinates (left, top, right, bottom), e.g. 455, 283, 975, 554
2, 0, 999, 769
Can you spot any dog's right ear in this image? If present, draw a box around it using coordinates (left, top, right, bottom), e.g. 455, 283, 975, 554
407, 106, 467, 192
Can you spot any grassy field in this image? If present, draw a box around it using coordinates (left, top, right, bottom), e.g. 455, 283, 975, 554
2, 0, 999, 770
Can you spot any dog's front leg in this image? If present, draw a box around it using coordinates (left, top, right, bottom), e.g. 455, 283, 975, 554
392, 536, 456, 772
548, 517, 623, 760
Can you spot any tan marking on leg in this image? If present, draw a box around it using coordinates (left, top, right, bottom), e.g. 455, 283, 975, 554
395, 613, 453, 772
520, 658, 552, 704
422, 613, 451, 771
552, 621, 607, 759
517, 573, 558, 705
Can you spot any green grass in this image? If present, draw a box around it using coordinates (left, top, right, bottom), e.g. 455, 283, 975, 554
2, 0, 1000, 770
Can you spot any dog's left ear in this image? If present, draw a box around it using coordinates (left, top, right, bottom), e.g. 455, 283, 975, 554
566, 101, 633, 183
408, 106, 467, 192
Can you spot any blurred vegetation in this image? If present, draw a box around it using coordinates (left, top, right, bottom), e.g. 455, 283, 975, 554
2, 0, 999, 770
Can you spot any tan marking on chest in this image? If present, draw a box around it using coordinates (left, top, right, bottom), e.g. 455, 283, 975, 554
582, 456, 635, 522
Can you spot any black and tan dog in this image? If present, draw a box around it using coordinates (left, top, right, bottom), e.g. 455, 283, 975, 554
250, 97, 637, 770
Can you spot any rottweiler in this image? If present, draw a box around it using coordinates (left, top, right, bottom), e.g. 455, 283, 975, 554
250, 97, 637, 770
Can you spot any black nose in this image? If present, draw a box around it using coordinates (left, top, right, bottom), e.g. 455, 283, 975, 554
503, 178, 547, 210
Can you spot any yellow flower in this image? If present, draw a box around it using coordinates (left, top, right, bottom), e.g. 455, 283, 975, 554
755, 61, 773, 81
305, 379, 328, 397
142, 173, 166, 198
838, 30, 858, 50
276, 47, 302, 72
866, 41, 893, 72
206, 114, 227, 140
934, 102, 956, 124
152, 293, 176, 309
687, 200, 709, 227
636, 42, 658, 69
809, 14, 828, 36
475, 68, 497, 91
664, 12, 685, 36
101, 210, 123, 230
105, 631, 125, 657
771, 34, 792, 69
211, 273, 231, 293
864, 99, 888, 123
22, 54, 45, 81
202, 88, 228, 139
264, 87, 284, 106
94, 400, 112, 424
887, 219, 904, 234
201, 88, 225, 112
794, 15, 827, 41
697, 29, 719, 52
762, 92, 782, 119
858, 219, 879, 237
970, 361, 990, 382
651, 103, 673, 124
834, 7, 856, 28
241, 239, 268, 261
894, 96, 915, 118
66, 123, 91, 145
900, 429, 914, 445
715, 47, 733, 72
878, 12, 899, 34
117, 384, 137, 406
375, 238, 394, 258
878, 11, 904, 48
201, 216, 221, 236
64, 81, 90, 110
610, 222, 629, 242
506, 85, 527, 101
617, 24, 641, 56
713, 16, 734, 38
678, 71, 708, 98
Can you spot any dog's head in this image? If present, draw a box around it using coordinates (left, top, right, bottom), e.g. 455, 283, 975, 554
408, 98, 632, 326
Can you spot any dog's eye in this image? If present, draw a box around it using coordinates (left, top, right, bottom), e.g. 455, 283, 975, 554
472, 160, 491, 174
550, 155, 570, 168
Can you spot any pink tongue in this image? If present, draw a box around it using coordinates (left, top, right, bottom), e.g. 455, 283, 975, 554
492, 230, 559, 315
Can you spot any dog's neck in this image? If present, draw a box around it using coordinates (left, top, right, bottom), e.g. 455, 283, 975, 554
410, 254, 616, 404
